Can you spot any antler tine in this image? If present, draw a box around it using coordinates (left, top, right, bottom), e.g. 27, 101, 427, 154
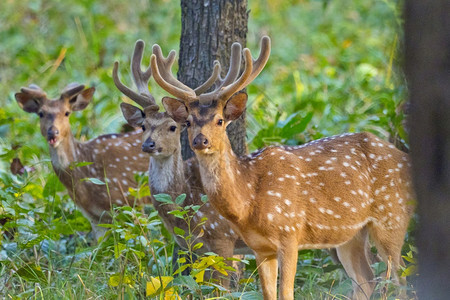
112, 40, 155, 108
131, 40, 155, 104
220, 42, 243, 87
218, 48, 253, 101
61, 83, 85, 98
198, 36, 270, 103
151, 45, 196, 94
200, 42, 242, 98
20, 84, 47, 98
150, 45, 197, 102
242, 36, 271, 87
194, 61, 221, 95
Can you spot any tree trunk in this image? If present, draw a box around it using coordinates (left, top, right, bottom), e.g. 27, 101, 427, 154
178, 0, 248, 160
405, 0, 450, 299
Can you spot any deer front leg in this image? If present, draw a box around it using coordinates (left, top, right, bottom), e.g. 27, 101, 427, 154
256, 253, 278, 300
278, 240, 298, 300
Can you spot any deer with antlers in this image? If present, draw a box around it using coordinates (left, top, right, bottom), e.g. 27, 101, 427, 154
150, 36, 415, 299
112, 40, 250, 286
15, 84, 150, 240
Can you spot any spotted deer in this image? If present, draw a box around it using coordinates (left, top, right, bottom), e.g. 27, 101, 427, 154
112, 40, 250, 286
150, 36, 415, 300
15, 84, 150, 239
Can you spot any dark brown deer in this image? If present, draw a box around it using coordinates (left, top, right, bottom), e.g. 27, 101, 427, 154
15, 84, 150, 239
113, 40, 250, 287
150, 36, 415, 300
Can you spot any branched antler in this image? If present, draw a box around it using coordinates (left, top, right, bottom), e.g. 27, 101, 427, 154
150, 36, 271, 105
113, 40, 156, 109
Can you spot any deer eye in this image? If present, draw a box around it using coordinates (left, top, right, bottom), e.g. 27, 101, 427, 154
38, 112, 44, 118
169, 125, 177, 132
141, 125, 146, 131
217, 119, 223, 126
65, 111, 70, 117
185, 120, 191, 128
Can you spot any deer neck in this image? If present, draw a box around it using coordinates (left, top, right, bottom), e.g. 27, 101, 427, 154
149, 148, 186, 195
196, 138, 250, 223
49, 133, 79, 171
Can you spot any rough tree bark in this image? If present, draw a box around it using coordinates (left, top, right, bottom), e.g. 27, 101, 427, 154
178, 0, 248, 160
405, 1, 450, 299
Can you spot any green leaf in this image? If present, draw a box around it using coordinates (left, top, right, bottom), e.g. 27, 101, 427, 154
173, 226, 185, 236
114, 243, 127, 259
279, 111, 313, 139
14, 263, 47, 285
200, 195, 208, 203
168, 210, 188, 218
401, 265, 417, 277
175, 193, 186, 205
193, 242, 203, 251
43, 173, 64, 198
153, 193, 174, 204
108, 273, 134, 287
81, 177, 105, 185
191, 205, 201, 213
172, 275, 200, 291
69, 161, 93, 170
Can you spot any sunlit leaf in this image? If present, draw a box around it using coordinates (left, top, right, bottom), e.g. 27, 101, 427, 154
108, 273, 134, 287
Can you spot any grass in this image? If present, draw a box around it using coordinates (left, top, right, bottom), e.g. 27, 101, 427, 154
0, 0, 416, 298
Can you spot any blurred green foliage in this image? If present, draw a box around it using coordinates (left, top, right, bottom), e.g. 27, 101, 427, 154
0, 0, 414, 298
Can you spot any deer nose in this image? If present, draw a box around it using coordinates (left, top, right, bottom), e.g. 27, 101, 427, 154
47, 127, 59, 138
142, 138, 156, 153
192, 133, 209, 150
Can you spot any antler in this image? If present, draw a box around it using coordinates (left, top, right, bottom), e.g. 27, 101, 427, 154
113, 40, 156, 109
150, 45, 197, 102
150, 36, 271, 104
20, 84, 47, 98
196, 42, 243, 99
212, 36, 271, 102
61, 83, 85, 98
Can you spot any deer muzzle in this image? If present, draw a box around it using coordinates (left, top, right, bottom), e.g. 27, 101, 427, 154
142, 138, 156, 153
192, 133, 209, 150
47, 126, 59, 146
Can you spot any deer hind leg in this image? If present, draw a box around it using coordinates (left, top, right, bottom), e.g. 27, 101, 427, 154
336, 227, 375, 300
255, 253, 278, 300
278, 240, 298, 300
368, 223, 408, 296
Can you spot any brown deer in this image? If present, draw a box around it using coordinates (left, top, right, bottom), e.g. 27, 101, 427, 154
150, 36, 415, 300
15, 84, 150, 240
112, 40, 250, 287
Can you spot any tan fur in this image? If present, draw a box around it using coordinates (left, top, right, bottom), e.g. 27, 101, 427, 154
150, 37, 414, 299
15, 86, 150, 239
188, 109, 414, 300
113, 38, 251, 287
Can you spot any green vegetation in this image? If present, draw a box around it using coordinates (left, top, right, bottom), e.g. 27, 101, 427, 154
0, 0, 415, 298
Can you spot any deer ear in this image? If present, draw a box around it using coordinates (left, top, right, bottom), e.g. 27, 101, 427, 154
69, 87, 95, 111
224, 92, 247, 121
162, 97, 188, 123
120, 102, 145, 127
15, 92, 44, 113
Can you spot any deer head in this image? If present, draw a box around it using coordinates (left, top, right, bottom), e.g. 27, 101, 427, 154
150, 36, 271, 156
15, 84, 95, 148
113, 40, 184, 159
